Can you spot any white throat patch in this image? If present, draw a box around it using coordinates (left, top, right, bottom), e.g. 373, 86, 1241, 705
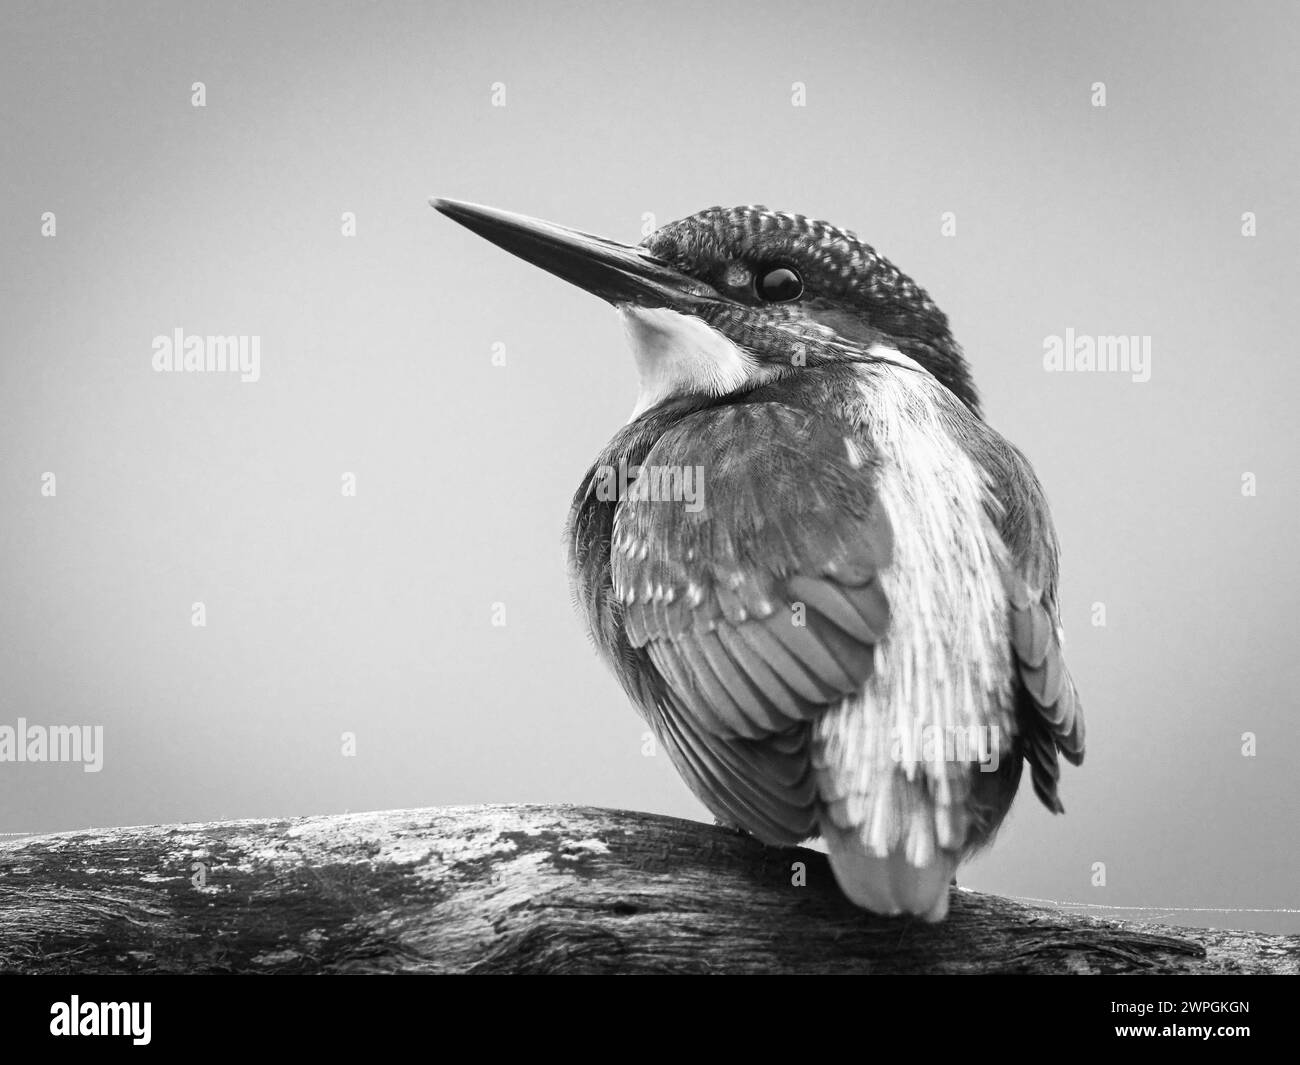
619, 306, 767, 421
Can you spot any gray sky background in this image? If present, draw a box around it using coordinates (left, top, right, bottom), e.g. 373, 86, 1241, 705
1, 0, 1297, 932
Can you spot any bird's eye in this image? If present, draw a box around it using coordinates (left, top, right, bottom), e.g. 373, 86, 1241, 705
756, 265, 803, 302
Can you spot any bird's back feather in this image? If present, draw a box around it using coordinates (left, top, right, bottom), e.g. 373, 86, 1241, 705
566, 357, 1083, 918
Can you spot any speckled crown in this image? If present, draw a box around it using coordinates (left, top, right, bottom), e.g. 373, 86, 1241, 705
641, 205, 946, 328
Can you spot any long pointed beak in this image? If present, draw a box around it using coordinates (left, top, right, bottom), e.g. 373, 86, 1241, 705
430, 198, 713, 308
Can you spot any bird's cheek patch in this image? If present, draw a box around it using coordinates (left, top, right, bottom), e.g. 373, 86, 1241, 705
805, 307, 885, 348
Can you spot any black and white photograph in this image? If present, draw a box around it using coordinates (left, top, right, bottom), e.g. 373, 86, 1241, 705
0, 0, 1295, 1038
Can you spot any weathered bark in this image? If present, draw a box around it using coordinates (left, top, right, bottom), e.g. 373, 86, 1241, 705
0, 804, 1293, 974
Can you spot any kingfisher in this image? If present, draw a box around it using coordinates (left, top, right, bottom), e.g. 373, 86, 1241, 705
432, 198, 1085, 921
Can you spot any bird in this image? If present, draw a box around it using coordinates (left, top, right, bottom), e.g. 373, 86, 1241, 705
431, 198, 1085, 921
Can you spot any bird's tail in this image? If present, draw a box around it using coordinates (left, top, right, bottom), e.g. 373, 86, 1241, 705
821, 820, 957, 922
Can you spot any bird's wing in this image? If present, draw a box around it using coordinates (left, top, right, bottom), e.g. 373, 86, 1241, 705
983, 437, 1087, 813
1004, 572, 1086, 811
612, 401, 893, 843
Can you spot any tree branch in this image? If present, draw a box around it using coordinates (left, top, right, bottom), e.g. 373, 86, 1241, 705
1, 804, 1293, 974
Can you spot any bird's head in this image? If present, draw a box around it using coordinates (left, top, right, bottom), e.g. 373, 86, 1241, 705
432, 200, 979, 418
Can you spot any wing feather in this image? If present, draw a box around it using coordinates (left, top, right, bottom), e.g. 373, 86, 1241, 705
610, 401, 892, 841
